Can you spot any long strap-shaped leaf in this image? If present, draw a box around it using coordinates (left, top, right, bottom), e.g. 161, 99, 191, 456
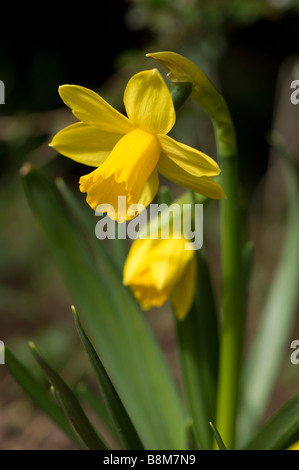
22, 166, 185, 450
4, 346, 81, 447
209, 422, 227, 450
174, 247, 219, 450
237, 133, 299, 446
244, 393, 299, 450
72, 306, 144, 450
29, 342, 108, 450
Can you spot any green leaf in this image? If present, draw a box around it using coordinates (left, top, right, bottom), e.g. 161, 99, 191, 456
157, 185, 173, 206
4, 346, 80, 447
75, 382, 115, 438
174, 246, 219, 450
29, 342, 108, 450
22, 166, 185, 450
210, 422, 227, 450
72, 306, 144, 450
237, 133, 299, 446
244, 393, 299, 450
184, 419, 200, 450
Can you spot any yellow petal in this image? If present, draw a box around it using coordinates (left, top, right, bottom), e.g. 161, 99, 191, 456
49, 122, 123, 167
128, 284, 172, 310
123, 236, 195, 313
59, 85, 134, 134
123, 237, 174, 309
123, 69, 176, 135
137, 170, 159, 208
149, 238, 192, 290
124, 237, 185, 288
123, 238, 158, 285
79, 128, 161, 222
171, 254, 196, 320
80, 166, 128, 221
158, 153, 226, 199
287, 440, 299, 450
158, 134, 220, 177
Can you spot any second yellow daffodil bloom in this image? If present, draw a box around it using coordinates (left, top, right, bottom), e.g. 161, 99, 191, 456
287, 440, 299, 450
50, 68, 225, 222
123, 235, 196, 320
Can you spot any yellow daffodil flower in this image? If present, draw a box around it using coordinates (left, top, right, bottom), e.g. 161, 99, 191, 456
287, 440, 299, 450
123, 235, 196, 320
50, 68, 225, 222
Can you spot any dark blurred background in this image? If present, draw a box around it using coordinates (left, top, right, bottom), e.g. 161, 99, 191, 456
1, 0, 299, 184
1, 0, 299, 449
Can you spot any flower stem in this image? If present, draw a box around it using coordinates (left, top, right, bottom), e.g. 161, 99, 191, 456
170, 82, 192, 111
170, 73, 243, 449
213, 117, 243, 450
147, 51, 244, 449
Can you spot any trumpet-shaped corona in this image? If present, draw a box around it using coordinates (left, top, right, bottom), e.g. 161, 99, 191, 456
50, 68, 225, 222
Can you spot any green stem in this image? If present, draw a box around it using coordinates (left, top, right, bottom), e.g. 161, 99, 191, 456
170, 76, 243, 449
170, 82, 192, 111
213, 119, 243, 450
147, 51, 244, 449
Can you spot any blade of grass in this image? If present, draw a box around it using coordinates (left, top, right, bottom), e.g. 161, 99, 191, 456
4, 346, 81, 447
244, 393, 299, 450
184, 419, 200, 450
209, 422, 227, 450
72, 306, 144, 450
75, 382, 116, 438
29, 342, 108, 450
49, 384, 87, 449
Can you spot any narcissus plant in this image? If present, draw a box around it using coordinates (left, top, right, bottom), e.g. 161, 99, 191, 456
50, 68, 225, 222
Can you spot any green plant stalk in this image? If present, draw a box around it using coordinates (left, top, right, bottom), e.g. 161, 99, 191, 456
213, 119, 243, 450
147, 51, 244, 449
